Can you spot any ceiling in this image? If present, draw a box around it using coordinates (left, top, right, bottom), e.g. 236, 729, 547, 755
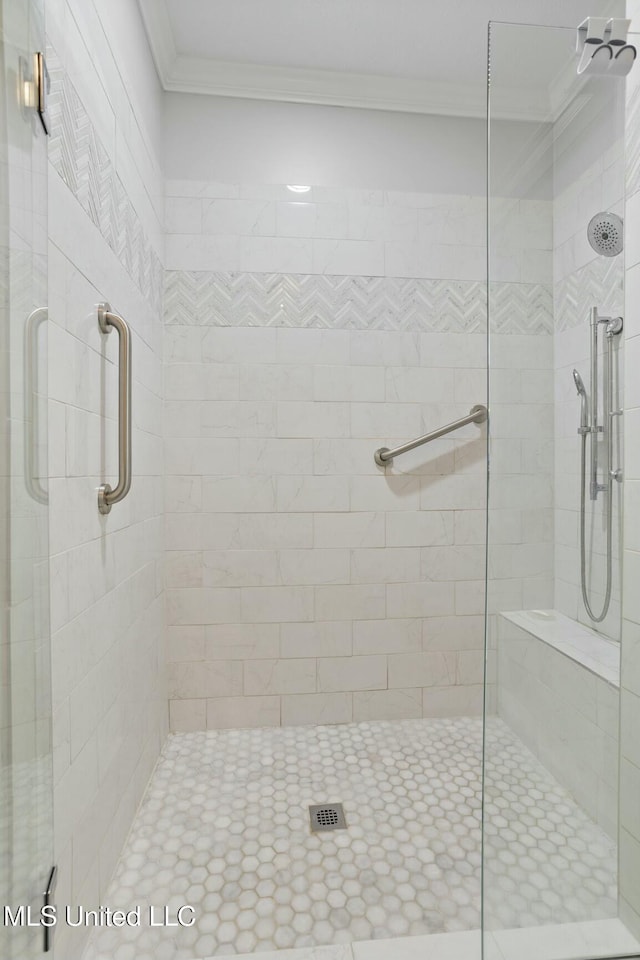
138, 0, 626, 119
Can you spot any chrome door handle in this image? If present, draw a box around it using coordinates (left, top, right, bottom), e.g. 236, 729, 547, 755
98, 302, 132, 514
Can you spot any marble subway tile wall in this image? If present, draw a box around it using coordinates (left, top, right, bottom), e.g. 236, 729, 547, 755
164, 181, 553, 731
620, 11, 640, 937
553, 127, 625, 641
497, 616, 619, 840
484, 192, 555, 712
45, 2, 166, 957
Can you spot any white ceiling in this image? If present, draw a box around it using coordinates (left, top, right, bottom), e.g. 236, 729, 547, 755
138, 0, 626, 119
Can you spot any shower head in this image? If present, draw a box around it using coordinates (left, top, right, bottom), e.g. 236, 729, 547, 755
573, 368, 589, 431
587, 211, 623, 256
572, 368, 586, 397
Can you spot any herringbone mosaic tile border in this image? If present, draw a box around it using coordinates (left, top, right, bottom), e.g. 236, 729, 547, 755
47, 46, 163, 316
165, 271, 553, 334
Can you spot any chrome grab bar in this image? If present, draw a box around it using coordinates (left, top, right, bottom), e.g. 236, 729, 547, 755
374, 404, 487, 467
25, 306, 48, 504
98, 302, 132, 514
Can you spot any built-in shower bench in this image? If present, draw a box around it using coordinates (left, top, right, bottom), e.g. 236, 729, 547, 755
500, 608, 620, 688
495, 609, 619, 840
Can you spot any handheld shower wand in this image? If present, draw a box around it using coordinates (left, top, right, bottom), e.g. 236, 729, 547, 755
572, 368, 588, 433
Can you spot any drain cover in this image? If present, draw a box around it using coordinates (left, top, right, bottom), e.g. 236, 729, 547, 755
309, 803, 347, 832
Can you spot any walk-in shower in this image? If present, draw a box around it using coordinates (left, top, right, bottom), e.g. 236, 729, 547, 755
574, 305, 623, 623
4, 6, 640, 960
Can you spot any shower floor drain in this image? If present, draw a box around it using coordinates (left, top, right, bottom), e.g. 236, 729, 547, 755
309, 803, 347, 832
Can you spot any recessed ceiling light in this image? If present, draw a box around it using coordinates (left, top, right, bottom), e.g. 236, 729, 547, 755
287, 184, 311, 193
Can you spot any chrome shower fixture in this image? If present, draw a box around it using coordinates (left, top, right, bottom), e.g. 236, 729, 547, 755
572, 368, 588, 432
587, 212, 624, 257
574, 307, 623, 623
572, 367, 586, 395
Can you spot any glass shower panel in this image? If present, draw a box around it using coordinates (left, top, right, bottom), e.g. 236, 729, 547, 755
484, 20, 634, 960
0, 0, 52, 957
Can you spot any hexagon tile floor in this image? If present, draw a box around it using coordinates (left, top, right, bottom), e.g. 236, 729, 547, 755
82, 716, 617, 960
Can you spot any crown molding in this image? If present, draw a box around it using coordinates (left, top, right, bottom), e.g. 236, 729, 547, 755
168, 55, 496, 118
137, 0, 177, 83
138, 0, 554, 122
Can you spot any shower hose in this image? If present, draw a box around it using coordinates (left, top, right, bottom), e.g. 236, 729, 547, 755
579, 430, 612, 623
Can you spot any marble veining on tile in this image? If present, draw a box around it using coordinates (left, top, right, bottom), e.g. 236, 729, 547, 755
501, 609, 620, 687
82, 716, 616, 960
164, 272, 552, 334
47, 45, 163, 315
554, 257, 623, 333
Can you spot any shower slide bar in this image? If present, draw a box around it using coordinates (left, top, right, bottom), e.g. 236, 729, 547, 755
374, 404, 487, 466
97, 302, 132, 515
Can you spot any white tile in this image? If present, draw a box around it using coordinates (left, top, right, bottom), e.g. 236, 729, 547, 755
277, 200, 348, 239
385, 366, 455, 402
167, 661, 243, 699
281, 692, 352, 726
84, 715, 618, 959
202, 327, 278, 364
350, 330, 420, 367
166, 626, 206, 662
165, 178, 239, 199
353, 688, 422, 721
386, 511, 454, 547
278, 548, 350, 586
165, 197, 201, 234
166, 587, 242, 625
353, 930, 480, 960
313, 438, 382, 476
277, 329, 349, 365
244, 658, 316, 696
165, 233, 240, 270
220, 946, 354, 960
350, 547, 420, 585
201, 400, 277, 437
277, 476, 349, 512
169, 698, 206, 732
492, 919, 640, 960
353, 618, 422, 655
240, 236, 312, 273
422, 684, 483, 717
317, 655, 386, 692
313, 512, 385, 549
314, 365, 384, 402
388, 651, 456, 689
312, 239, 384, 276
201, 476, 277, 512
278, 401, 350, 439
239, 363, 313, 401
387, 581, 455, 619
241, 586, 314, 623
204, 623, 280, 661
202, 198, 276, 236
206, 696, 280, 729
240, 439, 314, 476
315, 584, 386, 621
202, 550, 279, 587
280, 621, 352, 658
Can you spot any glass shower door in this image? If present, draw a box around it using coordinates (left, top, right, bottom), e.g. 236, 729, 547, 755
0, 0, 52, 957
484, 18, 639, 960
